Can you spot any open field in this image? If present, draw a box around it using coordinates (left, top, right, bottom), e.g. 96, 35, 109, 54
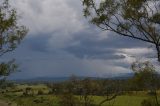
0, 84, 159, 106
0, 95, 149, 106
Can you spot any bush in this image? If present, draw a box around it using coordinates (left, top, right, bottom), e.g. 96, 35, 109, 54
141, 99, 159, 106
59, 92, 80, 106
48, 90, 53, 94
33, 97, 45, 104
147, 91, 156, 96
22, 92, 27, 96
37, 90, 44, 95
141, 99, 152, 106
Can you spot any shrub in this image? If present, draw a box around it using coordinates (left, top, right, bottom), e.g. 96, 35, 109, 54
141, 99, 152, 106
37, 90, 44, 95
147, 91, 156, 96
48, 90, 53, 94
59, 92, 80, 106
33, 97, 46, 104
141, 99, 158, 106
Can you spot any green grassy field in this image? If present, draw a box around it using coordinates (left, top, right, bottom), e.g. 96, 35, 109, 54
0, 94, 149, 106
94, 95, 148, 106
0, 84, 159, 106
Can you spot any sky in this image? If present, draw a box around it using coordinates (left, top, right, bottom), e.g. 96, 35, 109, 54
2, 0, 159, 79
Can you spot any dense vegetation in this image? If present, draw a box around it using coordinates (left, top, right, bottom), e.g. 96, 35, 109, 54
0, 73, 160, 106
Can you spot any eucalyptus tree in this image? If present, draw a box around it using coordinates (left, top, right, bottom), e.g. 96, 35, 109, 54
0, 0, 28, 79
82, 0, 160, 105
82, 0, 160, 61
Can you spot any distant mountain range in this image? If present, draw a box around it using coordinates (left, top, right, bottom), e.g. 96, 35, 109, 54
11, 76, 99, 83
10, 73, 134, 83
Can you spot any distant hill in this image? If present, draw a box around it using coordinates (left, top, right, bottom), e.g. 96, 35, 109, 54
10, 76, 99, 83
109, 73, 134, 79
11, 77, 70, 83
10, 73, 134, 83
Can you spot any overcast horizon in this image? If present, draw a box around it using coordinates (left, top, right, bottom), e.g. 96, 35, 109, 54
2, 0, 159, 79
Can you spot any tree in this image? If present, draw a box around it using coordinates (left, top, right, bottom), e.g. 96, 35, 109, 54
79, 78, 97, 106
59, 92, 79, 106
0, 0, 27, 79
82, 0, 160, 61
59, 77, 80, 106
131, 61, 159, 106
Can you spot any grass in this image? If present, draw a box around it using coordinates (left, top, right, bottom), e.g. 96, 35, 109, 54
99, 95, 147, 106
0, 94, 151, 106
0, 84, 159, 106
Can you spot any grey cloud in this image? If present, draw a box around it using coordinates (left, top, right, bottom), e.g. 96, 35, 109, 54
26, 35, 51, 53
89, 54, 126, 60
64, 29, 152, 60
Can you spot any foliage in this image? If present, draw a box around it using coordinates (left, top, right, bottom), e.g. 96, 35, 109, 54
0, 83, 159, 106
0, 0, 28, 82
23, 87, 34, 96
0, 0, 28, 56
82, 0, 160, 61
131, 61, 158, 90
37, 90, 44, 95
0, 59, 17, 77
59, 92, 80, 106
131, 61, 160, 106
79, 78, 95, 106
141, 98, 159, 106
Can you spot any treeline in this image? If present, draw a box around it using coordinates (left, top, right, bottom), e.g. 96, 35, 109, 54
44, 62, 160, 106
45, 76, 160, 96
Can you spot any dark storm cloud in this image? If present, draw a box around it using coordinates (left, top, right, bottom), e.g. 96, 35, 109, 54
26, 35, 50, 53
64, 29, 152, 60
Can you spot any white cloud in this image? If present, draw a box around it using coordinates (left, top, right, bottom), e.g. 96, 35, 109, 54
120, 48, 154, 55
11, 0, 86, 36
